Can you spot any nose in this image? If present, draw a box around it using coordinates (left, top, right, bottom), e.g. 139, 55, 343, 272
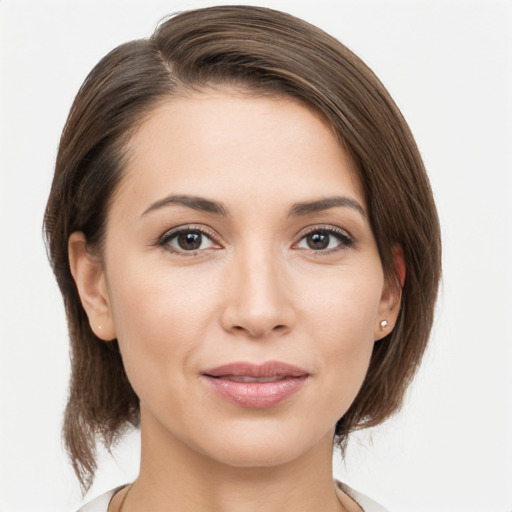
220, 246, 296, 339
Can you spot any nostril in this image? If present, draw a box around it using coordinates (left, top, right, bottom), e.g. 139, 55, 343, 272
228, 323, 289, 338
271, 324, 290, 336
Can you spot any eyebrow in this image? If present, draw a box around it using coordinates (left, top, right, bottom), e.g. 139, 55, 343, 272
141, 194, 365, 219
288, 196, 366, 218
141, 194, 230, 217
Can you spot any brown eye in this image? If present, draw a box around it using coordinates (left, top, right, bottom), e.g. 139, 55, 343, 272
163, 229, 216, 253
177, 232, 203, 250
296, 228, 353, 252
305, 232, 330, 250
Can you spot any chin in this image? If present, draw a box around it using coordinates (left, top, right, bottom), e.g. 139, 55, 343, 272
210, 448, 306, 470
193, 422, 332, 470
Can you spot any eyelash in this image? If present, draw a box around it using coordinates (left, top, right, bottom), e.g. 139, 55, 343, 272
157, 225, 220, 255
294, 225, 354, 254
157, 224, 354, 256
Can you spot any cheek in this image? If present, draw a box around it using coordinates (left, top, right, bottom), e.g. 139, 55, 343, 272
302, 267, 383, 345
110, 258, 215, 333
106, 264, 218, 394
303, 272, 382, 412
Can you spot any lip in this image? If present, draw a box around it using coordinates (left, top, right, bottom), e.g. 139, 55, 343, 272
202, 361, 309, 409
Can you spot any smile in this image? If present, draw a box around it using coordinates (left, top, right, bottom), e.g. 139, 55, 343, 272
202, 361, 309, 409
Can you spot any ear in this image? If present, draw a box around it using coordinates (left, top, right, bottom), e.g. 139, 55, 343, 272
374, 244, 406, 341
68, 232, 116, 341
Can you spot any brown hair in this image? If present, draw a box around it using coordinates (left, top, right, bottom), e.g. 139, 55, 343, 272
44, 5, 441, 492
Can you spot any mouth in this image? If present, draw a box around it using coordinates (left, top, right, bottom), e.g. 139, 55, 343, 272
201, 361, 310, 409
217, 375, 289, 383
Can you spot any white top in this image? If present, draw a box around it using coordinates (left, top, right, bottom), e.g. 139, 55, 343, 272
77, 481, 390, 512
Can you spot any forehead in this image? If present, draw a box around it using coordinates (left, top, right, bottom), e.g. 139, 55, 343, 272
114, 90, 364, 217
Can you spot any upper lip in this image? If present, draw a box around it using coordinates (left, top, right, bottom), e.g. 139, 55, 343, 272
203, 361, 309, 378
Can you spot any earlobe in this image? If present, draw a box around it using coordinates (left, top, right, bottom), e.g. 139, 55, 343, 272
374, 244, 405, 341
68, 232, 116, 341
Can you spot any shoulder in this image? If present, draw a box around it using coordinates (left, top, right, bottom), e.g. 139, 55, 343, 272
76, 485, 127, 512
336, 481, 391, 512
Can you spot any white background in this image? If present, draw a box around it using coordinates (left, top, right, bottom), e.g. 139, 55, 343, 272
1, 1, 511, 511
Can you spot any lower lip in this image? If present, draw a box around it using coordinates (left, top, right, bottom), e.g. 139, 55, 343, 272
203, 375, 308, 408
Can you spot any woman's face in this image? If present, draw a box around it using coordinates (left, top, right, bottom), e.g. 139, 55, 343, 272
75, 90, 400, 468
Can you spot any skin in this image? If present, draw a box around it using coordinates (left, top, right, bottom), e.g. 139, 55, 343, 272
69, 90, 402, 512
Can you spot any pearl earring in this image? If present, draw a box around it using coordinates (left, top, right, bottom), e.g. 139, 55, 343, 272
380, 320, 389, 329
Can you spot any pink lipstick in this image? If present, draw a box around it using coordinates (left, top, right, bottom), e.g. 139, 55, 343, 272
202, 361, 309, 408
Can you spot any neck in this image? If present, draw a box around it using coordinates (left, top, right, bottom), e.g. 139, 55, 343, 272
121, 408, 350, 512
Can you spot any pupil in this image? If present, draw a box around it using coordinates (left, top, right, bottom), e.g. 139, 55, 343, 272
178, 232, 202, 250
308, 232, 329, 250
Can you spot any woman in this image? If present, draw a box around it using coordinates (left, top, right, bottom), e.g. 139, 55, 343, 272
44, 5, 441, 512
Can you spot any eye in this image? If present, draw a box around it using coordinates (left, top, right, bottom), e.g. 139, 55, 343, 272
295, 227, 353, 252
159, 226, 218, 254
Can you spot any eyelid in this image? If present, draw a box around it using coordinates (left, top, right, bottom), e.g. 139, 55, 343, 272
293, 224, 355, 252
157, 224, 222, 254
155, 223, 354, 255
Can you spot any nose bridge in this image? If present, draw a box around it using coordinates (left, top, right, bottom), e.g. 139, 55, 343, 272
222, 238, 294, 338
